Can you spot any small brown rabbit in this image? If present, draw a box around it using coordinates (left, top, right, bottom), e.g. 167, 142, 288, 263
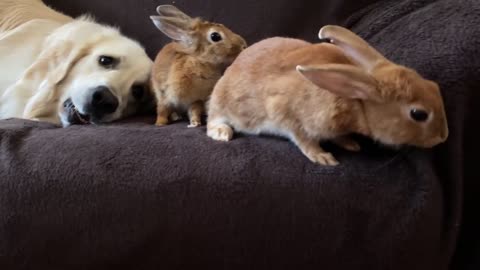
207, 25, 449, 166
150, 5, 247, 127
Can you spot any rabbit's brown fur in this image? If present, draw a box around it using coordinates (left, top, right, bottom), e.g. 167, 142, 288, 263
150, 6, 246, 127
207, 26, 449, 166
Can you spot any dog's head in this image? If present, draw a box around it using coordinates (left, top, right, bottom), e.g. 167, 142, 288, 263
58, 19, 154, 126
22, 18, 154, 126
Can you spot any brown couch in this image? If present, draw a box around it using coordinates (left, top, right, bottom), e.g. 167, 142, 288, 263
1, 0, 478, 269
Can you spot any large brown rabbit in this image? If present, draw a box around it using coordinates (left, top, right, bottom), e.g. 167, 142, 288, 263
207, 25, 449, 166
150, 5, 247, 127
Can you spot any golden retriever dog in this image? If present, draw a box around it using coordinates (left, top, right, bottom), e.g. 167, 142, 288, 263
0, 0, 153, 126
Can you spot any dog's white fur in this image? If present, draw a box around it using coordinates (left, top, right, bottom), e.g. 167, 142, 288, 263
0, 0, 153, 126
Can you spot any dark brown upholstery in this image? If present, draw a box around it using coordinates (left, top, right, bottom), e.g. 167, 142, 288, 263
42, 0, 376, 58
1, 0, 478, 269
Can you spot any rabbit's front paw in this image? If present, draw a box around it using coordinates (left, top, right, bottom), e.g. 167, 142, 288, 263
207, 124, 233, 142
333, 137, 361, 152
307, 151, 339, 166
170, 112, 182, 122
155, 116, 169, 126
188, 119, 202, 128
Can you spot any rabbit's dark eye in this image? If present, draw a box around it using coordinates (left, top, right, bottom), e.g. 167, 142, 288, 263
210, 32, 222, 42
410, 108, 429, 122
132, 84, 145, 100
98, 56, 118, 68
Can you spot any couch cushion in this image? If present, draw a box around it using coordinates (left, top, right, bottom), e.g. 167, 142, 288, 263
1, 0, 474, 269
0, 117, 443, 269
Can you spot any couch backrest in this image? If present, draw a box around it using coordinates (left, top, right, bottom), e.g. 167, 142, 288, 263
43, 0, 377, 58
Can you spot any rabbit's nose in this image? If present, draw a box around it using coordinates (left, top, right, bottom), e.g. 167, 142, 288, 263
238, 37, 247, 50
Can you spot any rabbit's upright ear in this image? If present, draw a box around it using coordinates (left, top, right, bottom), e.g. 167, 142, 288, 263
319, 25, 388, 72
156, 5, 192, 21
297, 64, 382, 102
150, 15, 192, 45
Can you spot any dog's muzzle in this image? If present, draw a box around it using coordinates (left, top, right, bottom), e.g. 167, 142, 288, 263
63, 86, 120, 125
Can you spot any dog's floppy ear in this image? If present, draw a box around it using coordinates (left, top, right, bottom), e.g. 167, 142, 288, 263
21, 40, 88, 122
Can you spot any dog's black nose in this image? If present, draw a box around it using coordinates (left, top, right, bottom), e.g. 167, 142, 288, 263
89, 86, 119, 117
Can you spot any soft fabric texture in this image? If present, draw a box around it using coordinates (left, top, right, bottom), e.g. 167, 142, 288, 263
1, 0, 478, 269
345, 0, 480, 268
42, 0, 375, 58
0, 118, 445, 270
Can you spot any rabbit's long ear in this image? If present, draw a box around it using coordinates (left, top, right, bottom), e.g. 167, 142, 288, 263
319, 25, 388, 72
297, 64, 382, 102
150, 15, 193, 45
156, 5, 192, 21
